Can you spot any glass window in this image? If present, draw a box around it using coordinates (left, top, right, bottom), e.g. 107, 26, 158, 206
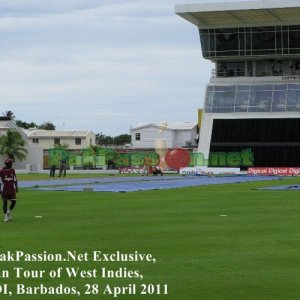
296, 99, 300, 111
54, 138, 60, 145
288, 84, 300, 90
286, 90, 300, 111
32, 138, 39, 144
237, 85, 250, 91
200, 34, 209, 54
217, 62, 245, 77
215, 28, 239, 54
204, 83, 300, 113
272, 91, 286, 111
276, 30, 282, 54
239, 29, 245, 54
274, 84, 287, 91
246, 32, 251, 51
249, 88, 272, 112
252, 31, 275, 50
215, 28, 238, 34
204, 92, 214, 113
209, 33, 216, 55
254, 85, 273, 91
212, 91, 235, 112
199, 29, 209, 34
216, 32, 238, 51
198, 25, 300, 58
234, 91, 249, 112
289, 31, 300, 50
135, 133, 141, 141
287, 90, 297, 105
75, 138, 81, 145
246, 61, 253, 76
252, 27, 275, 32
282, 30, 289, 53
214, 86, 236, 92
289, 25, 300, 31
249, 27, 276, 55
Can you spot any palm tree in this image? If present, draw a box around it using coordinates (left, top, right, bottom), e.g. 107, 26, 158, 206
0, 129, 28, 161
2, 110, 16, 121
88, 144, 98, 168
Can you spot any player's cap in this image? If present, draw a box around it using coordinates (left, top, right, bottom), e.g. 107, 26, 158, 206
4, 158, 14, 164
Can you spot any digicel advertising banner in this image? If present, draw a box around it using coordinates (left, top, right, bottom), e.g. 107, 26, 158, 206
248, 167, 300, 176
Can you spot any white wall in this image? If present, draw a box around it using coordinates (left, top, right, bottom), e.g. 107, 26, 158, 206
0, 145, 43, 171
174, 129, 197, 148
0, 125, 96, 171
131, 126, 197, 149
131, 126, 174, 149
198, 113, 214, 159
27, 133, 95, 150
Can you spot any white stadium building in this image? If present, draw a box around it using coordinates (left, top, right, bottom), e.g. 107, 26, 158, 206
176, 0, 300, 168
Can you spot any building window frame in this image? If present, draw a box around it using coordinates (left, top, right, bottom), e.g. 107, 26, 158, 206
32, 138, 39, 144
54, 138, 60, 145
135, 133, 141, 141
75, 138, 82, 145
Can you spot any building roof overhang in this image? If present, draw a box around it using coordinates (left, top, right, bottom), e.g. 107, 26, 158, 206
22, 129, 94, 138
175, 0, 300, 28
131, 122, 197, 131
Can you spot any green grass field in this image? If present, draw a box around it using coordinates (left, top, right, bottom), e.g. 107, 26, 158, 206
1, 176, 300, 300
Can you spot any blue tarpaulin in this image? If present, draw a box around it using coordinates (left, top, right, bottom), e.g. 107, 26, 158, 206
19, 175, 284, 193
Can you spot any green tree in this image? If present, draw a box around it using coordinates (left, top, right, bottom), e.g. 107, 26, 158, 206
0, 129, 28, 160
2, 110, 15, 121
96, 133, 114, 146
38, 121, 56, 130
16, 120, 38, 129
16, 120, 56, 130
96, 133, 131, 146
113, 134, 131, 145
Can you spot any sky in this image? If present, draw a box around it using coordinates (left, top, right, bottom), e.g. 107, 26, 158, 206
0, 0, 246, 135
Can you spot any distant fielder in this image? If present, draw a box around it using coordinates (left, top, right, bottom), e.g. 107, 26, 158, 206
0, 159, 18, 222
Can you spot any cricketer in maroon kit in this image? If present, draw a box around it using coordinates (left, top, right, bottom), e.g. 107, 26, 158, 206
0, 159, 18, 222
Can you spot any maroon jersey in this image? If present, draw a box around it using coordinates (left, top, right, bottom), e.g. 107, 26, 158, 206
0, 168, 17, 195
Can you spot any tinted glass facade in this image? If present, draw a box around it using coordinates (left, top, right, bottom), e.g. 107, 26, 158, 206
210, 119, 300, 167
205, 84, 300, 113
200, 25, 300, 58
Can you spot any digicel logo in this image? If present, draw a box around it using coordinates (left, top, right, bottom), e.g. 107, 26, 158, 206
4, 177, 14, 181
248, 167, 300, 176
